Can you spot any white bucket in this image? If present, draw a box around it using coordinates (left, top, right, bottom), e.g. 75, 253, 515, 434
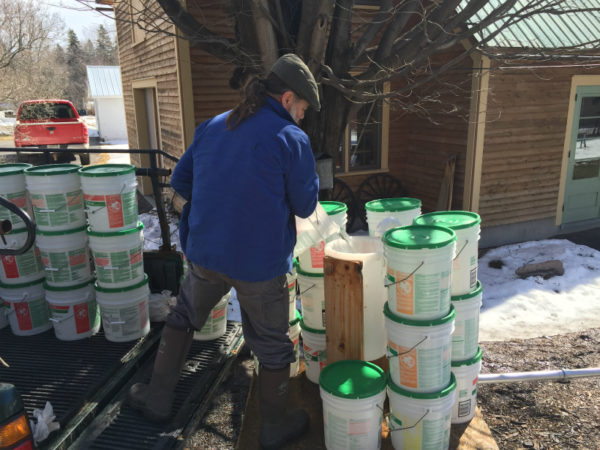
414, 211, 481, 296
194, 292, 229, 341
24, 164, 85, 231
297, 201, 347, 274
0, 163, 33, 229
365, 198, 422, 238
79, 164, 139, 232
87, 222, 144, 288
36, 226, 92, 287
254, 311, 302, 378
324, 235, 387, 361
0, 277, 51, 336
383, 225, 456, 320
0, 228, 45, 284
387, 373, 456, 450
300, 319, 326, 384
451, 347, 482, 424
319, 360, 387, 450
95, 274, 150, 342
45, 280, 100, 341
385, 302, 455, 393
451, 281, 482, 361
288, 262, 298, 322
297, 268, 325, 330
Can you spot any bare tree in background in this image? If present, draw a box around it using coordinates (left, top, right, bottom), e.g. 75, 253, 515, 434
103, 0, 600, 156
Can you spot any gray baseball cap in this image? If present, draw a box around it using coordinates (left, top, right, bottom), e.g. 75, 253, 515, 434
270, 54, 321, 111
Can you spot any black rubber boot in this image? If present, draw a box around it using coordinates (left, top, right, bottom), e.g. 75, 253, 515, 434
128, 325, 194, 422
258, 364, 309, 450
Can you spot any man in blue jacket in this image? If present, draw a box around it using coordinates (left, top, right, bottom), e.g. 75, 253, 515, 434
128, 54, 320, 449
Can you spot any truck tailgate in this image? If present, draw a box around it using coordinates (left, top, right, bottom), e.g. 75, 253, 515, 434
15, 121, 87, 146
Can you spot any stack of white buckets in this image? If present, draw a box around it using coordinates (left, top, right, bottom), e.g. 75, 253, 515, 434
297, 201, 347, 383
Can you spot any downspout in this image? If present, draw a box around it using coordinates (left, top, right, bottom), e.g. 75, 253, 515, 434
479, 367, 600, 384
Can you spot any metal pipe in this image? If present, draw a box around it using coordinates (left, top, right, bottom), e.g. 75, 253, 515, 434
478, 367, 600, 384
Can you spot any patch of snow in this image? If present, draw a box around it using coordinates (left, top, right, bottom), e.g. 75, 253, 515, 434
0, 118, 15, 136
139, 212, 180, 251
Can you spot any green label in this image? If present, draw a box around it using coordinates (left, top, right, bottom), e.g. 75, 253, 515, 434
16, 248, 44, 277
93, 244, 143, 284
31, 190, 84, 227
29, 297, 50, 328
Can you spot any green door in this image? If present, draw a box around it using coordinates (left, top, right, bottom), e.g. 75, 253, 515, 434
563, 86, 600, 224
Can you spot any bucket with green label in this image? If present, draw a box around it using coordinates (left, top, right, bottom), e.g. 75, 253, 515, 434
36, 226, 92, 287
366, 197, 422, 238
300, 318, 326, 384
194, 292, 229, 341
297, 267, 325, 330
387, 373, 456, 450
0, 277, 51, 336
451, 347, 482, 424
383, 225, 456, 320
79, 164, 139, 232
0, 228, 45, 285
414, 211, 481, 296
45, 280, 100, 341
319, 360, 387, 450
254, 311, 302, 378
385, 302, 455, 393
24, 164, 85, 231
287, 260, 298, 322
95, 274, 150, 342
0, 163, 33, 229
451, 281, 482, 361
87, 222, 144, 288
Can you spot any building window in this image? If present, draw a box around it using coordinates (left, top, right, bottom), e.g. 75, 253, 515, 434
130, 0, 146, 44
335, 82, 390, 175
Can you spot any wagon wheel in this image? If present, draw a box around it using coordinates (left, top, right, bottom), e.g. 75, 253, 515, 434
331, 178, 357, 232
356, 174, 406, 225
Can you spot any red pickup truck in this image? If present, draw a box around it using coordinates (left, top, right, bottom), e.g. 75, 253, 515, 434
13, 99, 90, 164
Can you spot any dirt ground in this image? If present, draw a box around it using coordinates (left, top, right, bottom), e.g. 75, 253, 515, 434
187, 328, 599, 449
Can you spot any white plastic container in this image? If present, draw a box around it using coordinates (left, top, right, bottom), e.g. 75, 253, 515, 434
287, 262, 298, 322
45, 280, 100, 341
194, 292, 229, 341
297, 201, 347, 274
0, 163, 33, 229
95, 274, 150, 342
387, 373, 456, 450
319, 360, 387, 450
365, 198, 422, 238
79, 164, 139, 232
325, 235, 387, 361
385, 302, 455, 393
0, 228, 45, 284
297, 268, 325, 330
87, 221, 144, 288
36, 226, 92, 287
0, 277, 51, 336
24, 164, 85, 231
254, 311, 302, 378
451, 347, 482, 424
300, 319, 326, 384
383, 225, 456, 320
451, 281, 482, 361
414, 211, 481, 296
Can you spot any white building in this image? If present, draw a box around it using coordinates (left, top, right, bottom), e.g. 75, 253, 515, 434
86, 66, 127, 142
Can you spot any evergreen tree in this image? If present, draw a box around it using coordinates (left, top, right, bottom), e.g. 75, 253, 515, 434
95, 24, 117, 65
64, 29, 87, 109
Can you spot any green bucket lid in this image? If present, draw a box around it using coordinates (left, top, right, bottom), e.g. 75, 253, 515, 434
319, 201, 348, 216
36, 225, 87, 236
451, 347, 483, 367
365, 198, 421, 213
44, 279, 94, 292
387, 372, 456, 399
79, 164, 136, 177
0, 163, 32, 176
94, 274, 149, 293
299, 318, 325, 334
384, 302, 455, 326
320, 360, 386, 400
382, 225, 456, 250
87, 221, 144, 237
296, 265, 324, 278
290, 310, 301, 326
414, 211, 481, 230
451, 281, 482, 301
24, 164, 81, 176
0, 276, 45, 289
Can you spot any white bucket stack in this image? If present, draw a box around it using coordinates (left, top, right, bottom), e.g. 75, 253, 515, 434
79, 164, 148, 343
0, 277, 50, 336
365, 197, 421, 238
0, 163, 33, 229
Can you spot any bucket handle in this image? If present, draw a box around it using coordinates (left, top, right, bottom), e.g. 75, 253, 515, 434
299, 283, 317, 295
101, 265, 120, 270
453, 239, 469, 260
384, 262, 424, 288
386, 409, 430, 432
49, 314, 73, 324
386, 337, 429, 359
104, 319, 126, 325
44, 267, 61, 272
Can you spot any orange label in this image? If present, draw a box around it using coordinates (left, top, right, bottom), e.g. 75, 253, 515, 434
84, 194, 104, 202
106, 194, 124, 228
393, 270, 414, 315
309, 241, 325, 269
397, 344, 418, 389
30, 197, 45, 208
212, 307, 226, 319
10, 196, 27, 208
69, 253, 86, 266
95, 257, 109, 267
129, 251, 142, 264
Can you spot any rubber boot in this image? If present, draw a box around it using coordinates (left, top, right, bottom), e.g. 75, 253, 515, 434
128, 325, 194, 422
258, 364, 309, 450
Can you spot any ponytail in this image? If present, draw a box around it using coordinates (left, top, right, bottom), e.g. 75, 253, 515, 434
227, 77, 267, 129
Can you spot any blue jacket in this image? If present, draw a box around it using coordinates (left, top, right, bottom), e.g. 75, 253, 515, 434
171, 97, 319, 281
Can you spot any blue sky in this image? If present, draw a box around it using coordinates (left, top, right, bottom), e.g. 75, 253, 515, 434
44, 0, 116, 44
